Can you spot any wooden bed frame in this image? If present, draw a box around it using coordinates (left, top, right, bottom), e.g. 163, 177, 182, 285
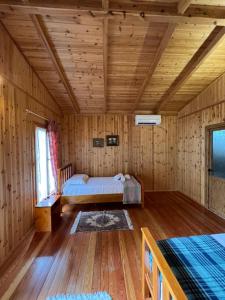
142, 227, 187, 300
57, 163, 144, 207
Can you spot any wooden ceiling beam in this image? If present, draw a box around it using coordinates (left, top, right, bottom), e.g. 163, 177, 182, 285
102, 0, 108, 113
1, 1, 225, 26
133, 23, 176, 112
155, 26, 225, 113
191, 1, 225, 6
31, 14, 80, 114
178, 0, 192, 14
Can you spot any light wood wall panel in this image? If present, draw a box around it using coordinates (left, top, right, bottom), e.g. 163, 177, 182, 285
178, 72, 225, 205
208, 176, 225, 218
177, 113, 202, 202
0, 22, 61, 267
154, 116, 177, 190
62, 114, 177, 192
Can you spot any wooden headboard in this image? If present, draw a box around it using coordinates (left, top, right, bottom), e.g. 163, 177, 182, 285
57, 163, 73, 194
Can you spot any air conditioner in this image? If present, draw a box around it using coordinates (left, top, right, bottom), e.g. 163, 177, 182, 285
135, 115, 161, 126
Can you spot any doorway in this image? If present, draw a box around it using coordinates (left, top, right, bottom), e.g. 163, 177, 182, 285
206, 126, 225, 218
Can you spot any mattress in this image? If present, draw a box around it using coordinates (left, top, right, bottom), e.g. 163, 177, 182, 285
156, 233, 225, 299
62, 176, 124, 196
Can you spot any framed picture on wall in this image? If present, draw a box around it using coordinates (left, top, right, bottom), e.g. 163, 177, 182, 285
106, 135, 119, 146
93, 138, 104, 147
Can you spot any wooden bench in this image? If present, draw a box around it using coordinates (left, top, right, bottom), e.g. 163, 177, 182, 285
35, 194, 61, 232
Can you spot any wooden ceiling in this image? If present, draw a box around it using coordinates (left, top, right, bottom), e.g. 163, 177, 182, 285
1, 1, 225, 114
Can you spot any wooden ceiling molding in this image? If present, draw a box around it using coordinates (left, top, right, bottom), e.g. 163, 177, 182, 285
1, 1, 225, 26
155, 25, 225, 113
31, 14, 80, 113
133, 23, 176, 112
177, 0, 192, 14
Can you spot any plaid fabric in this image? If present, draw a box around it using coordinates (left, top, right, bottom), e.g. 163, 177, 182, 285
157, 235, 225, 300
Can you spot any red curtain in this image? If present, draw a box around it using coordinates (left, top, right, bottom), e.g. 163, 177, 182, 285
47, 120, 59, 192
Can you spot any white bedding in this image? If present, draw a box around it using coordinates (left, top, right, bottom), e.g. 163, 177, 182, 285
62, 177, 124, 196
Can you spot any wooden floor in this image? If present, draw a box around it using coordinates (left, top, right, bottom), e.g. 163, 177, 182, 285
1, 192, 225, 300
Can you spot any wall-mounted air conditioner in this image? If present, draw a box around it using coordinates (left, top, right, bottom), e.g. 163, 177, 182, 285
135, 115, 161, 126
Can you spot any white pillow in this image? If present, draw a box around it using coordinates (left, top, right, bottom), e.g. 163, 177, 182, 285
125, 174, 131, 180
68, 174, 89, 185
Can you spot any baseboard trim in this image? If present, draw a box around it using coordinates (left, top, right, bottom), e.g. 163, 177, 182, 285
144, 189, 178, 193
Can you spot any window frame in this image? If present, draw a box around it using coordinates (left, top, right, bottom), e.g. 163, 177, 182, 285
35, 125, 54, 202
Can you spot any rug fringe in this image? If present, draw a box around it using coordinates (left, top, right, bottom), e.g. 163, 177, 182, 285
70, 211, 82, 234
123, 209, 134, 230
46, 291, 112, 300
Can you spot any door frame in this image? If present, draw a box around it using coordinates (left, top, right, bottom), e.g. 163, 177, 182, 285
205, 123, 225, 210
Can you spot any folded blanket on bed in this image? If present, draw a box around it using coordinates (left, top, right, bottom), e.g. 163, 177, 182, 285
113, 173, 123, 181
123, 176, 141, 204
113, 173, 126, 183
114, 173, 131, 183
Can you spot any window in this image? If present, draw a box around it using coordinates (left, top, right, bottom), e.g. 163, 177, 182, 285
212, 129, 225, 179
35, 127, 55, 202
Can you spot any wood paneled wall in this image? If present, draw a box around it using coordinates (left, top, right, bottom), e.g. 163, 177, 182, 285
178, 73, 225, 205
62, 114, 177, 192
0, 23, 61, 267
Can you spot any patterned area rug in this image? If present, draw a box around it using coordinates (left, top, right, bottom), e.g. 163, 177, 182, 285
46, 292, 112, 300
70, 210, 133, 234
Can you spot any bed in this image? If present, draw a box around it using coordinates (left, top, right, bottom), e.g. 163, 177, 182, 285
57, 164, 144, 207
142, 227, 225, 300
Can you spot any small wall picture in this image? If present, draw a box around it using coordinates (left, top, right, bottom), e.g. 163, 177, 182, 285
106, 135, 119, 146
93, 138, 104, 147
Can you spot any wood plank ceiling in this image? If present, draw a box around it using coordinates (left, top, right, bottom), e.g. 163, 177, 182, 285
1, 0, 225, 114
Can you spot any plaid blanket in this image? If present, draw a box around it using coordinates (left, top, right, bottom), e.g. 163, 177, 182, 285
157, 234, 225, 299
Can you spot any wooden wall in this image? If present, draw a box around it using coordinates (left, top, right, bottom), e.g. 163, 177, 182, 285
0, 23, 61, 267
62, 114, 177, 192
178, 73, 225, 205
208, 176, 225, 219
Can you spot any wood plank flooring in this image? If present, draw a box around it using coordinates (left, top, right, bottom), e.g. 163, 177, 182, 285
1, 192, 225, 300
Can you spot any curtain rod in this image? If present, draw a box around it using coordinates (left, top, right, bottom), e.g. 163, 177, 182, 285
25, 109, 49, 121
